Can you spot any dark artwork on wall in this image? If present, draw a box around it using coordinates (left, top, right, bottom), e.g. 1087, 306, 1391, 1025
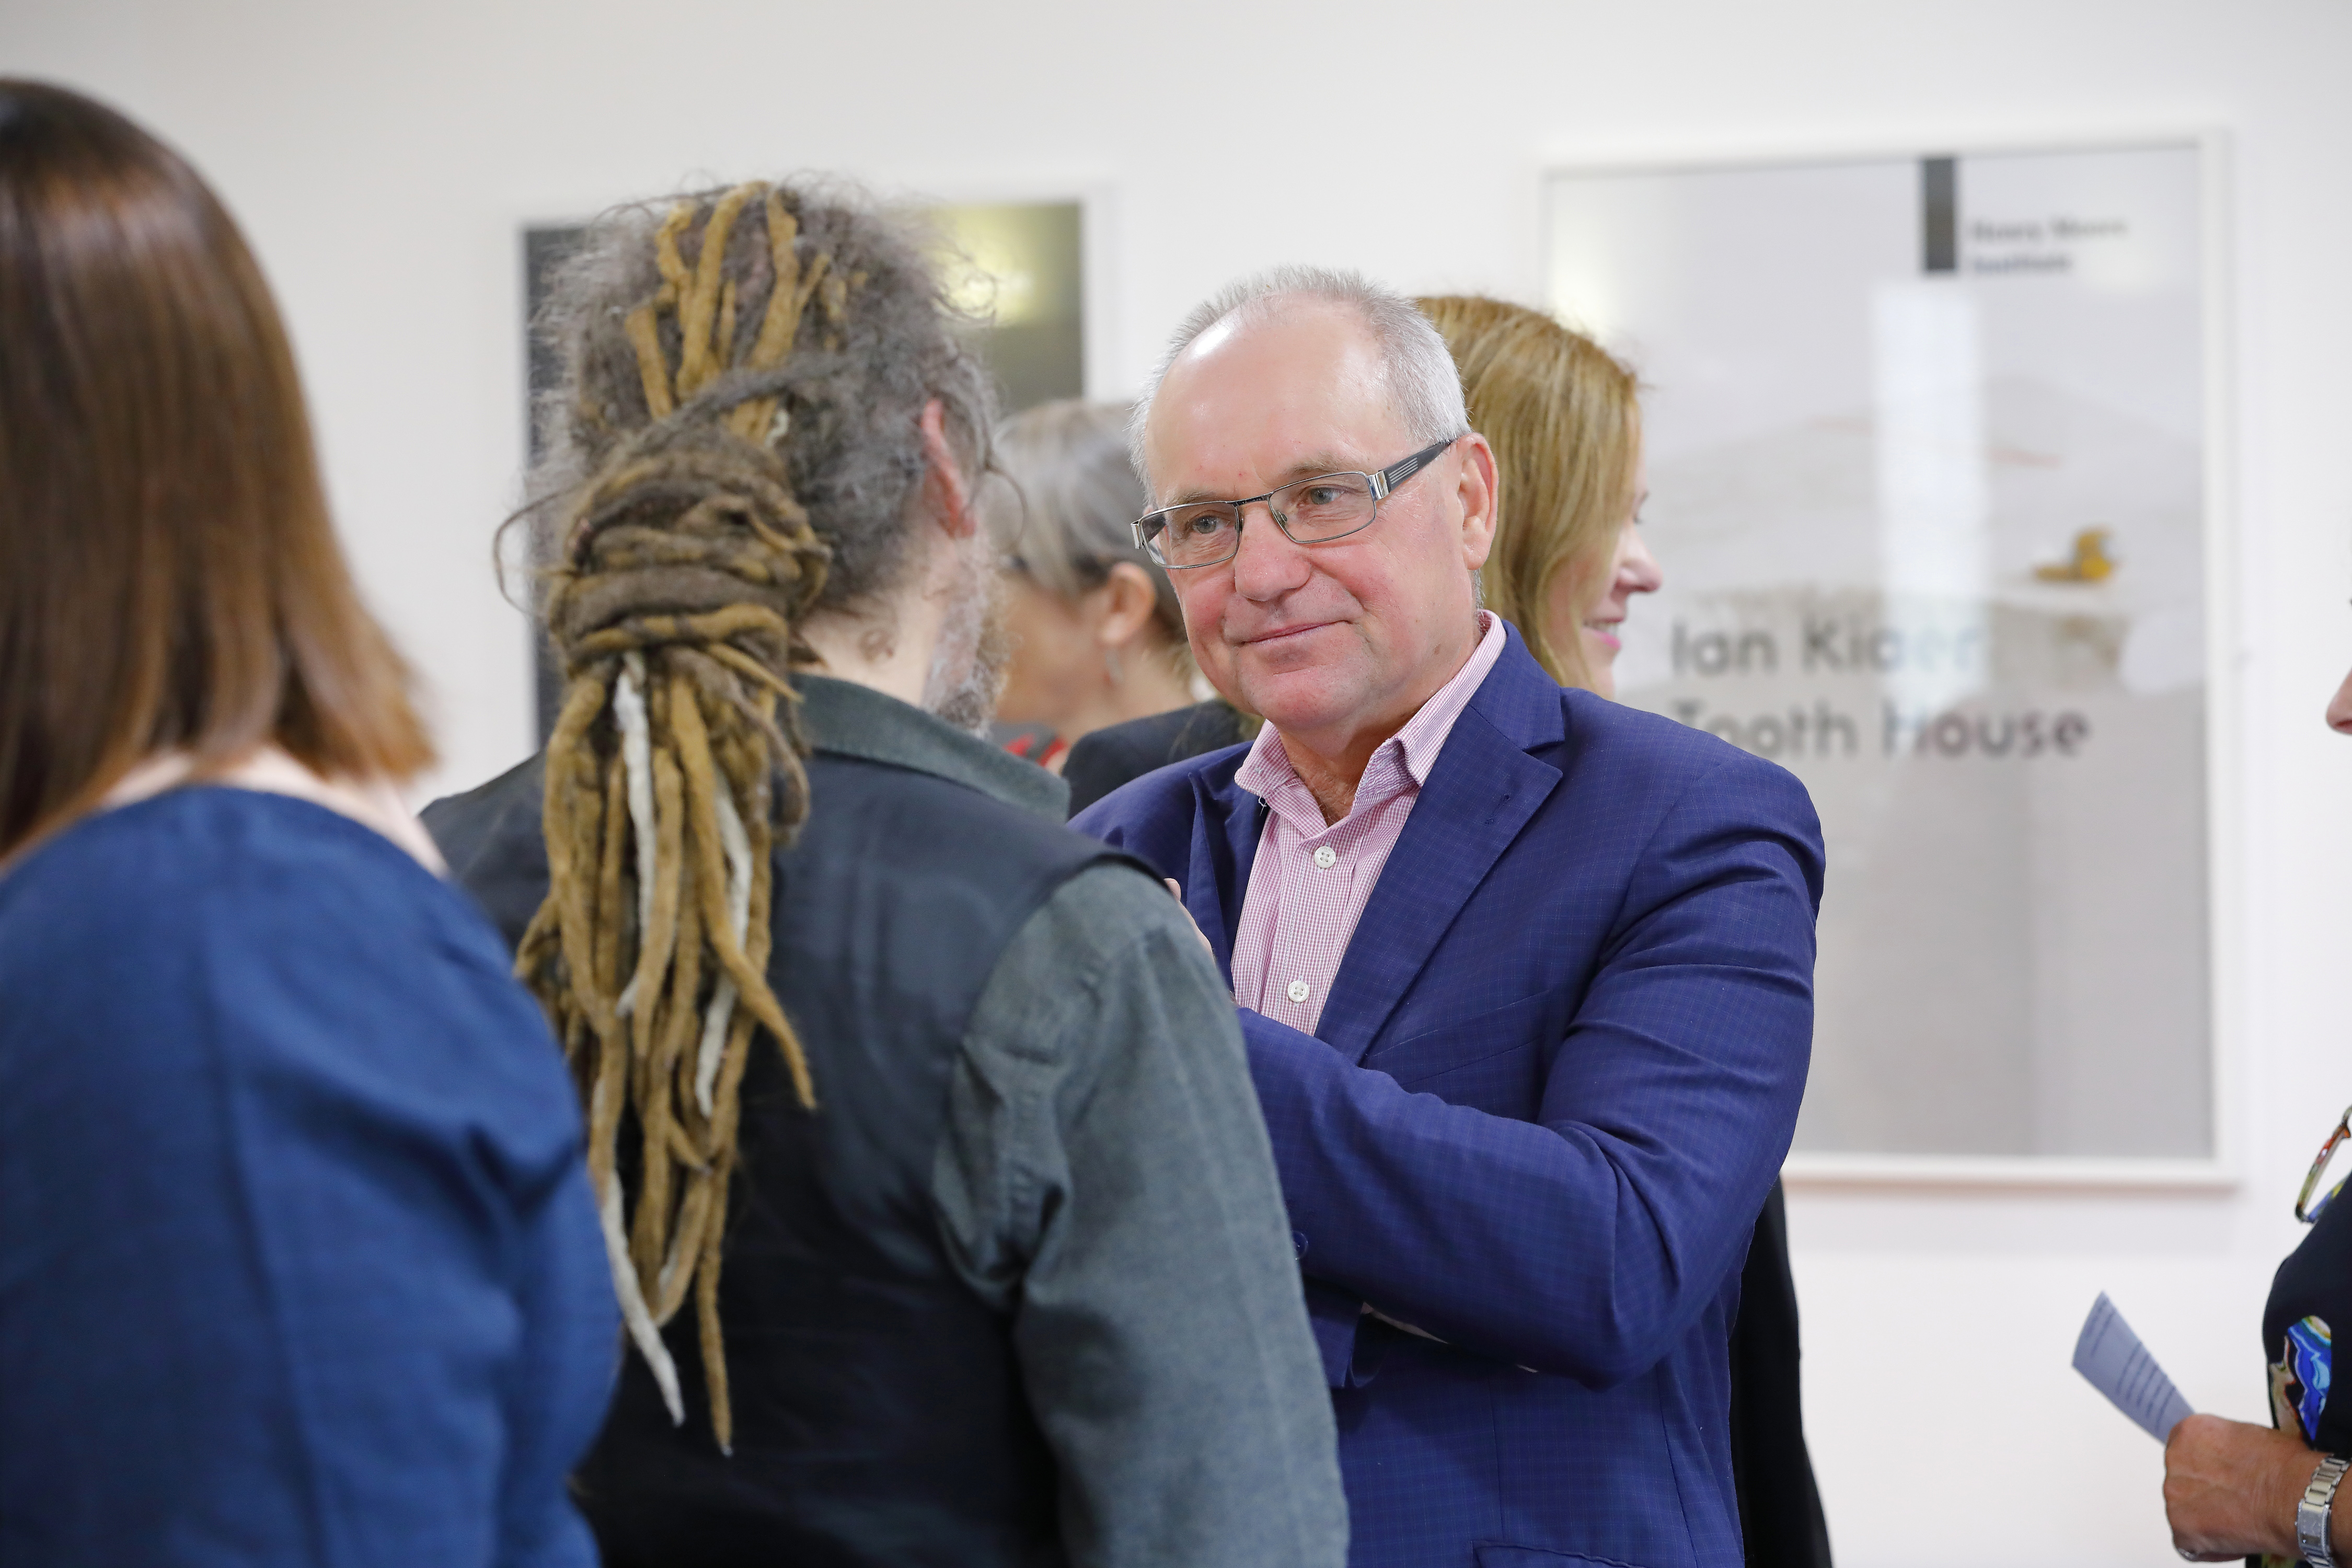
522, 224, 581, 741
519, 199, 1086, 742
928, 201, 1085, 413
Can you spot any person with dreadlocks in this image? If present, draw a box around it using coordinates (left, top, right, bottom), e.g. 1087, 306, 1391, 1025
422, 179, 1346, 1568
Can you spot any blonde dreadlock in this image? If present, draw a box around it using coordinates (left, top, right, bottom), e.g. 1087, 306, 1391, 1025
515, 182, 855, 1454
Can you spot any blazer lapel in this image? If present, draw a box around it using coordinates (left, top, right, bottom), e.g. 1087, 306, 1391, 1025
1315, 631, 1568, 1064
1185, 769, 1264, 990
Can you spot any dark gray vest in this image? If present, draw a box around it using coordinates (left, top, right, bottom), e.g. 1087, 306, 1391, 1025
426, 744, 1131, 1568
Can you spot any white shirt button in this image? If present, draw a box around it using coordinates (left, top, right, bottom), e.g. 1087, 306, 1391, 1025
1312, 845, 1338, 870
1286, 978, 1312, 1005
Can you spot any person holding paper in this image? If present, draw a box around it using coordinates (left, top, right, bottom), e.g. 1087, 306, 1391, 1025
2166, 1112, 2352, 1562
2161, 664, 2352, 1563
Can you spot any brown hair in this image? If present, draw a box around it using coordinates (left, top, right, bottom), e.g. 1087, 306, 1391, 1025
516, 179, 993, 1452
1416, 296, 1640, 690
0, 80, 430, 861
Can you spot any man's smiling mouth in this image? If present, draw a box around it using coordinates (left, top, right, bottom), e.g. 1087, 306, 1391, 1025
1241, 621, 1334, 647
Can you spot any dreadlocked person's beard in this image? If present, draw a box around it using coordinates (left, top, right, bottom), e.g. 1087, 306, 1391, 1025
923, 550, 1009, 736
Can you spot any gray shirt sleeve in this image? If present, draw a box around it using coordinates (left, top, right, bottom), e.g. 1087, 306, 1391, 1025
932, 862, 1347, 1568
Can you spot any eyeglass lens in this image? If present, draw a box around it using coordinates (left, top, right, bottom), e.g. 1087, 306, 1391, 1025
1147, 472, 1380, 568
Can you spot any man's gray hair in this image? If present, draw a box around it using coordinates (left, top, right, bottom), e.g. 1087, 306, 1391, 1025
1127, 265, 1468, 485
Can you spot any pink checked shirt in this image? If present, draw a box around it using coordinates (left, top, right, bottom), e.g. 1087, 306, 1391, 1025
1230, 612, 1506, 1035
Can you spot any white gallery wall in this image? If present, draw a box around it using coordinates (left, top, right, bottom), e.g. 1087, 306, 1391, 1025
6, 1, 2349, 1561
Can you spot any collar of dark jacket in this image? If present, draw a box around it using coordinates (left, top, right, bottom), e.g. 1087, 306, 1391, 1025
1468, 618, 1570, 754
795, 674, 1068, 823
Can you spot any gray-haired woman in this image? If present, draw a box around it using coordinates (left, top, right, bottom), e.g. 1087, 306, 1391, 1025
986, 400, 1196, 770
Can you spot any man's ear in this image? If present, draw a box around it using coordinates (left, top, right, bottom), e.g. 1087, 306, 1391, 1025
919, 398, 978, 540
1454, 432, 1499, 573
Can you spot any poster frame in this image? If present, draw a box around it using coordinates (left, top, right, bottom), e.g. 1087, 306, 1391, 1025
1537, 128, 2239, 1190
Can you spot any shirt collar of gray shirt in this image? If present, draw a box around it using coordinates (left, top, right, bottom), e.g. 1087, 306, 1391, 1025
794, 675, 1067, 824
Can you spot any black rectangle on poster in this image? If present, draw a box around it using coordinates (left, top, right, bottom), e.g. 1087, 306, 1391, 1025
1921, 156, 1958, 273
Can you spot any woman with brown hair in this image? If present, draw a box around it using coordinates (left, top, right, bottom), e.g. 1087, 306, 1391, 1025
1419, 294, 1828, 1568
0, 81, 615, 1564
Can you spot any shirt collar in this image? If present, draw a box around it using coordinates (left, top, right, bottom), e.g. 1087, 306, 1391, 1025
796, 674, 1070, 823
1391, 610, 1505, 786
1234, 610, 1505, 815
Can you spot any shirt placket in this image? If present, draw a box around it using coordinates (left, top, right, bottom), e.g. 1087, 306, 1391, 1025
1246, 739, 1412, 1036
1264, 811, 1363, 1036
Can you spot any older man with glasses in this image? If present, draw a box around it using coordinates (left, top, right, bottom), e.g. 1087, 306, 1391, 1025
1075, 269, 1826, 1568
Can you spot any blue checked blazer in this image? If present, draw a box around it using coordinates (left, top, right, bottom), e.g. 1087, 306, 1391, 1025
1073, 624, 1824, 1568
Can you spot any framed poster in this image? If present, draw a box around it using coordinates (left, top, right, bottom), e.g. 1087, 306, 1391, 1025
927, 200, 1086, 412
1543, 137, 2230, 1181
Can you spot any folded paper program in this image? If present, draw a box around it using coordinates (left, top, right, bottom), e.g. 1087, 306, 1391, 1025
2074, 1291, 2196, 1442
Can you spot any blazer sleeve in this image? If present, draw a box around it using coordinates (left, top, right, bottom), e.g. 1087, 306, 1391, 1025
1241, 752, 1822, 1389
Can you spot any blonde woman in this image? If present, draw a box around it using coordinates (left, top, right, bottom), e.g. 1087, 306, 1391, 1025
1416, 294, 1662, 697
1418, 294, 1826, 1568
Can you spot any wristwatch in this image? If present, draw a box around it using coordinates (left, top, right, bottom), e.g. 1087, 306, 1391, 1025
2298, 1453, 2349, 1567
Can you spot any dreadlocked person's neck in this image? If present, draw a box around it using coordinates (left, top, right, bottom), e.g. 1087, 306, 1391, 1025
798, 524, 987, 720
800, 604, 939, 712
798, 395, 995, 724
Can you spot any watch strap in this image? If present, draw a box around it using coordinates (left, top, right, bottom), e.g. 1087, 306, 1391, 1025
2298, 1453, 2349, 1566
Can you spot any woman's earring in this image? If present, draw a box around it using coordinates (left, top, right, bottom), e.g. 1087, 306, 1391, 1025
1104, 647, 1125, 685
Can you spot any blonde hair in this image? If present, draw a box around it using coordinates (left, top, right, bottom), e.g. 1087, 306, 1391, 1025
1416, 296, 1640, 691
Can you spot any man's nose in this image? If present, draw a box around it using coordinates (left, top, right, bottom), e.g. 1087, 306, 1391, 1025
1229, 501, 1310, 600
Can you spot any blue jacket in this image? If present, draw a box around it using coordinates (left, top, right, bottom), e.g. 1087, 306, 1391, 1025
0, 790, 617, 1567
1073, 627, 1825, 1568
